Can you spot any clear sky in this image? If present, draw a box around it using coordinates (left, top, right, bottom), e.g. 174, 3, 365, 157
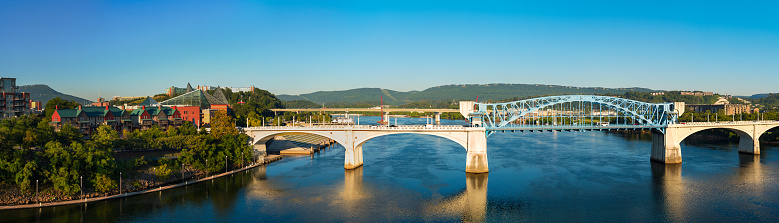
1, 0, 777, 100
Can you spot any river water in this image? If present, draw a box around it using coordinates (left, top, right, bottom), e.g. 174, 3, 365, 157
4, 117, 779, 222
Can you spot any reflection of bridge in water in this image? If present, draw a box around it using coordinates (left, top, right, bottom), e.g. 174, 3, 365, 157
247, 95, 779, 173
245, 165, 489, 221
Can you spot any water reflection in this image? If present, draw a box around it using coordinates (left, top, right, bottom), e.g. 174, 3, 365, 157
651, 162, 686, 222
246, 166, 285, 200
341, 168, 368, 203
736, 153, 767, 193
425, 173, 488, 222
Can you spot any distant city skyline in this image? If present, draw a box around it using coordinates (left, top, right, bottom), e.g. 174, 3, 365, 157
2, 1, 777, 100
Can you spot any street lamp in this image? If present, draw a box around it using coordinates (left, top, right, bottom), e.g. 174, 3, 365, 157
80, 176, 83, 199
205, 159, 208, 177
119, 172, 122, 194
181, 164, 184, 179
153, 167, 156, 187
225, 156, 227, 173
36, 179, 38, 203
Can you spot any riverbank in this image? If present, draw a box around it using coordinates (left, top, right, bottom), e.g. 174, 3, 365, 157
0, 155, 283, 210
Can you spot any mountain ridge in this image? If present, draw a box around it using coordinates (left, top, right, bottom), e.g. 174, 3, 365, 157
277, 84, 658, 105
19, 84, 93, 104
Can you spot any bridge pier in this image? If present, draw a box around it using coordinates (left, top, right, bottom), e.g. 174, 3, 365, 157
345, 145, 364, 169
651, 130, 682, 164
345, 131, 364, 169
434, 112, 441, 125
738, 126, 761, 155
466, 130, 489, 173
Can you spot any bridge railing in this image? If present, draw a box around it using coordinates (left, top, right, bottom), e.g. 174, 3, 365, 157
672, 120, 779, 126
244, 125, 469, 131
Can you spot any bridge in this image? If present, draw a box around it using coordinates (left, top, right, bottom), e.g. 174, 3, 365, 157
247, 95, 779, 173
270, 108, 459, 124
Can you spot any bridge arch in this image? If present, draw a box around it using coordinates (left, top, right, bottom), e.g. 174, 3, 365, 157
675, 126, 754, 144
249, 131, 348, 149
476, 95, 674, 130
354, 132, 469, 151
675, 126, 758, 156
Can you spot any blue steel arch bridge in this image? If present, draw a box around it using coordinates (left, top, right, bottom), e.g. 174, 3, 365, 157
464, 95, 680, 136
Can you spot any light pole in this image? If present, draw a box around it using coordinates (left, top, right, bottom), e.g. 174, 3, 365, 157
225, 156, 227, 173
153, 167, 156, 187
119, 172, 122, 194
241, 152, 244, 168
80, 176, 83, 199
36, 179, 38, 203
181, 164, 184, 179
205, 159, 208, 177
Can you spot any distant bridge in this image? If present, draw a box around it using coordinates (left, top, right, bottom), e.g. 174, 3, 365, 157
270, 108, 458, 124
247, 95, 779, 173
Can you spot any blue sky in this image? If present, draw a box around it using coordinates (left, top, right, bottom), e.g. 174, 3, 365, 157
1, 0, 777, 100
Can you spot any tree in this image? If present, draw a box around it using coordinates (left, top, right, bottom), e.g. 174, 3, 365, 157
210, 110, 238, 140
57, 124, 83, 145
155, 163, 172, 181
179, 121, 197, 135
166, 126, 178, 137
92, 173, 116, 193
44, 141, 81, 194
45, 97, 81, 118
15, 161, 36, 193
92, 125, 118, 148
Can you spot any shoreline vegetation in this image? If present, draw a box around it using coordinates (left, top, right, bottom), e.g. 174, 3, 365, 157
0, 155, 282, 210
0, 111, 257, 207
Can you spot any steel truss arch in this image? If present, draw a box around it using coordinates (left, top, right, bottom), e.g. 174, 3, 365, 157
471, 95, 677, 135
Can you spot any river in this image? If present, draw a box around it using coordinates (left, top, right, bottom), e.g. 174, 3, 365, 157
4, 117, 779, 222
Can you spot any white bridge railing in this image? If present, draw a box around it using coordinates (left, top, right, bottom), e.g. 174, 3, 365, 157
244, 125, 468, 131
673, 120, 779, 126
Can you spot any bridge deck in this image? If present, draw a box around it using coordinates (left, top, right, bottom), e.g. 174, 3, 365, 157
244, 125, 471, 131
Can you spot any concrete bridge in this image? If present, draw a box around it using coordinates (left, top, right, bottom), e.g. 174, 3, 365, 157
245, 125, 489, 173
651, 121, 779, 163
249, 95, 779, 173
270, 108, 459, 124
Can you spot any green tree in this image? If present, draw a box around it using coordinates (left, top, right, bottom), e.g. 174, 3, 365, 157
15, 161, 37, 193
210, 110, 238, 140
166, 125, 178, 137
92, 173, 116, 193
57, 124, 83, 145
155, 163, 172, 181
179, 121, 197, 135
44, 141, 81, 194
92, 125, 118, 148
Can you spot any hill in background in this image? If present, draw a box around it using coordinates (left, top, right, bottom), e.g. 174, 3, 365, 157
19, 84, 93, 105
747, 93, 778, 99
277, 84, 656, 105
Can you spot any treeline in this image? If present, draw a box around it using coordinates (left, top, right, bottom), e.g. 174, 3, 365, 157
750, 93, 779, 110
600, 91, 719, 104
277, 84, 656, 105
0, 111, 252, 199
213, 88, 285, 127
284, 100, 321, 109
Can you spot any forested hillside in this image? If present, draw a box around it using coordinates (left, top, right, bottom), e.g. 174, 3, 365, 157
19, 84, 92, 104
277, 84, 656, 105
